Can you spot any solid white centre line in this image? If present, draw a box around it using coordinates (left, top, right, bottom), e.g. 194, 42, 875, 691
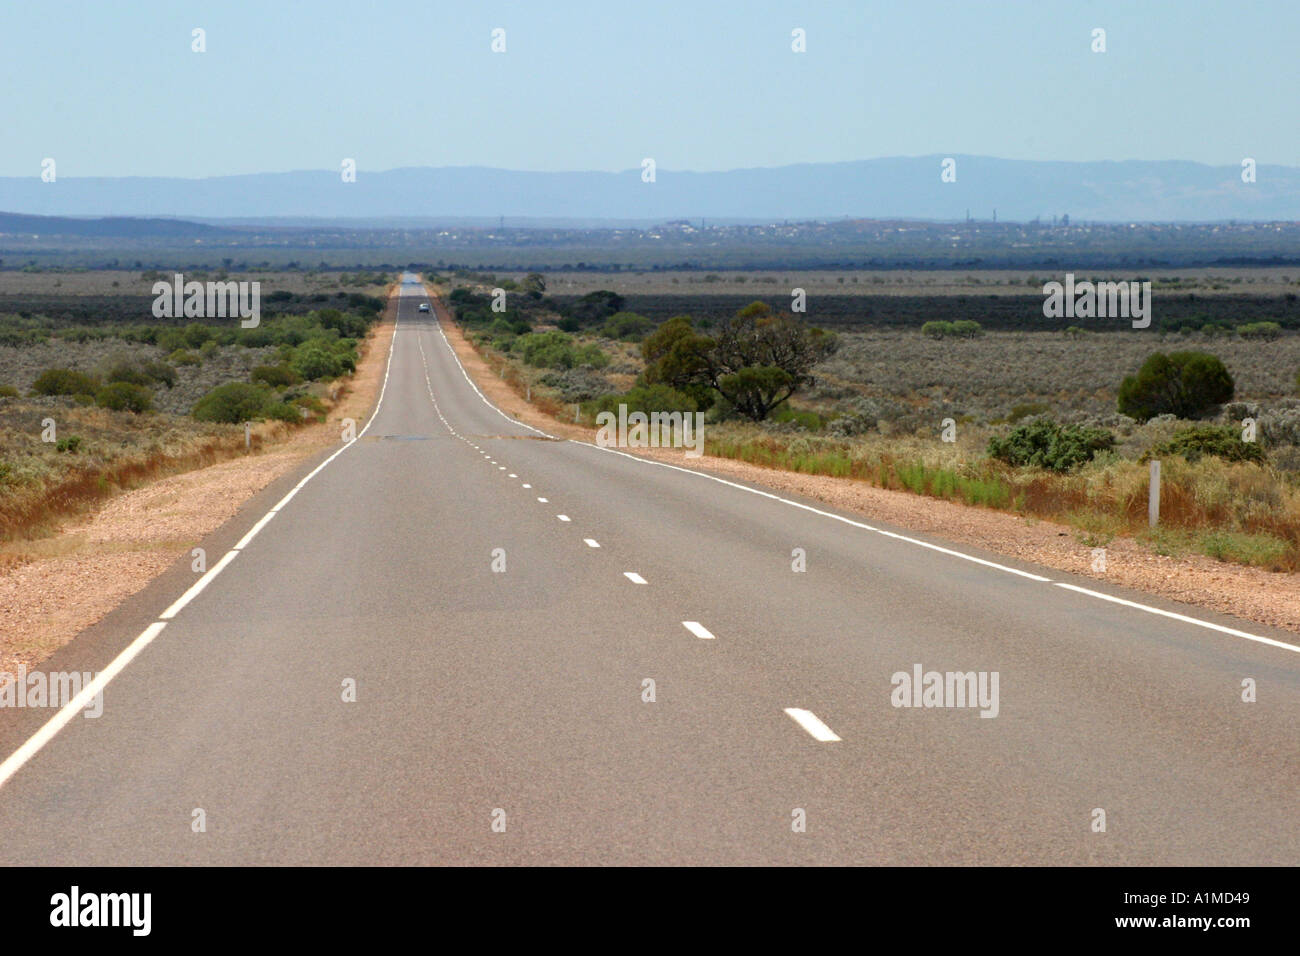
584, 539, 600, 548
682, 621, 716, 640
784, 708, 841, 742
624, 572, 647, 584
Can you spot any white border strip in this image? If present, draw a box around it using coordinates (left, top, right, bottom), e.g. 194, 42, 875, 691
1053, 583, 1300, 654
0, 623, 167, 789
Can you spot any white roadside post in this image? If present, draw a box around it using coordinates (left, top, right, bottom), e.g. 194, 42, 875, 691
244, 422, 251, 451
1148, 459, 1160, 528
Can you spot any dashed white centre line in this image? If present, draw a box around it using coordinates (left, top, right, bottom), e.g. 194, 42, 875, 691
784, 708, 841, 742
508, 473, 517, 478
624, 572, 647, 584
522, 483, 532, 489
557, 514, 570, 522
584, 538, 600, 548
682, 621, 715, 640
537, 497, 548, 503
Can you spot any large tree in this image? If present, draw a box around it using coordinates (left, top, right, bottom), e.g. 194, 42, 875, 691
640, 302, 836, 421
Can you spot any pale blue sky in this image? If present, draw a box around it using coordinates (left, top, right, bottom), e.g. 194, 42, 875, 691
2, 0, 1295, 177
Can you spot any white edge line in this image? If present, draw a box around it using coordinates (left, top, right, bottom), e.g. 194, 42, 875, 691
784, 707, 841, 742
0, 622, 167, 790
159, 548, 239, 619
1053, 583, 1300, 654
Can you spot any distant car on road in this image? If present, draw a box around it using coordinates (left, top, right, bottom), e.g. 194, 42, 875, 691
418, 303, 430, 312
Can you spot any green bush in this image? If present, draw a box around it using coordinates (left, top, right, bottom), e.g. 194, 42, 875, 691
1140, 424, 1265, 464
183, 323, 214, 349
601, 312, 654, 341
141, 360, 177, 387
192, 383, 274, 423
1237, 321, 1282, 340
1117, 351, 1234, 422
262, 401, 302, 423
591, 384, 699, 416
31, 368, 99, 397
95, 381, 153, 413
105, 360, 175, 389
515, 331, 579, 369
291, 342, 343, 380
251, 364, 300, 387
988, 418, 1115, 472
921, 320, 983, 339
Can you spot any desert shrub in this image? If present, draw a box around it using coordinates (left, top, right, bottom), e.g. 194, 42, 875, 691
290, 342, 343, 380
826, 412, 876, 437
1006, 402, 1050, 423
141, 360, 177, 388
103, 364, 151, 387
1237, 321, 1281, 340
1140, 424, 1265, 464
921, 320, 982, 339
156, 329, 188, 352
168, 349, 201, 365
55, 435, 82, 453
95, 382, 153, 413
987, 418, 1115, 472
251, 364, 300, 387
0, 385, 19, 398
1117, 351, 1234, 422
104, 359, 175, 389
31, 368, 99, 396
591, 384, 699, 416
183, 323, 214, 348
514, 331, 579, 369
192, 382, 273, 423
538, 368, 611, 402
262, 401, 302, 423
601, 312, 654, 341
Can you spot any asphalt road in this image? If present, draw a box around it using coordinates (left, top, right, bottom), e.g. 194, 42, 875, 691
1, 275, 1296, 865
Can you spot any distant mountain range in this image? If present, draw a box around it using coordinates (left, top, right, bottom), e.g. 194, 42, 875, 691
0, 156, 1297, 224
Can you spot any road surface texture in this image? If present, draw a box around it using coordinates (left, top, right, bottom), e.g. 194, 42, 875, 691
1, 276, 1296, 865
